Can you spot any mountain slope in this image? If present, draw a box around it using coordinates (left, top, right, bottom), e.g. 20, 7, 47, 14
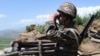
0, 29, 24, 38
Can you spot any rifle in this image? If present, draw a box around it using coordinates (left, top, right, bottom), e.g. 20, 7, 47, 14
79, 12, 99, 44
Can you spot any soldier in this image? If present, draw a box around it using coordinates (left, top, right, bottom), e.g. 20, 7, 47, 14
45, 2, 80, 56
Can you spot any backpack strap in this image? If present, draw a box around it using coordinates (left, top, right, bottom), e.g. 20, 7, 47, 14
66, 28, 80, 47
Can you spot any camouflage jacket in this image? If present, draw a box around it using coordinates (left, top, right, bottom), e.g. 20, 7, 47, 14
45, 21, 80, 56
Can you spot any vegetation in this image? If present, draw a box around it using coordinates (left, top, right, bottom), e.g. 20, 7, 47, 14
0, 38, 14, 50
74, 14, 91, 26
26, 24, 36, 32
95, 10, 100, 19
36, 25, 45, 34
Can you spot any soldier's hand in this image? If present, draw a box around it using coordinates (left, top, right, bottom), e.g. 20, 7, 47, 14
49, 13, 58, 21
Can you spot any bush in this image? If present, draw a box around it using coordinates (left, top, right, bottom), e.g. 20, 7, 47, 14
26, 24, 35, 32
74, 15, 90, 25
96, 10, 100, 19
74, 15, 83, 25
36, 25, 45, 34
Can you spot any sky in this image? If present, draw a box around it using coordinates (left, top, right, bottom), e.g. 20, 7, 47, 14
0, 0, 100, 30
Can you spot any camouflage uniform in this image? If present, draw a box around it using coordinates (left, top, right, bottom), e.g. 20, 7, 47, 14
45, 21, 80, 56
45, 2, 80, 56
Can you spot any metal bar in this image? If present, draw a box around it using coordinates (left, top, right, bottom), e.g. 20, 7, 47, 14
42, 43, 56, 45
21, 47, 39, 51
20, 51, 39, 55
44, 50, 55, 52
1, 51, 19, 56
39, 40, 42, 56
42, 47, 55, 50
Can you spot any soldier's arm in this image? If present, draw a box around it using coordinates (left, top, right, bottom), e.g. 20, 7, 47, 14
45, 21, 78, 43
45, 21, 58, 33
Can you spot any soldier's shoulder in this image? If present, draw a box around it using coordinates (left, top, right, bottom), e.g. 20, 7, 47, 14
64, 28, 80, 38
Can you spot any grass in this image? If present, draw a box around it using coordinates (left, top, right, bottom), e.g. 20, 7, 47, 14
82, 38, 90, 44
0, 37, 14, 50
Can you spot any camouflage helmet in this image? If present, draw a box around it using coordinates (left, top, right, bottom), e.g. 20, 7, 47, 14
57, 2, 77, 18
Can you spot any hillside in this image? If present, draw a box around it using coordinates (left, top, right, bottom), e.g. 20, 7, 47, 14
0, 29, 24, 38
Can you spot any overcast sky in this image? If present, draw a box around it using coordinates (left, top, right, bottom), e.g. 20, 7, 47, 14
0, 0, 100, 30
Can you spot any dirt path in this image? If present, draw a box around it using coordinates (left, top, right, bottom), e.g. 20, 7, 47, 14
79, 39, 100, 56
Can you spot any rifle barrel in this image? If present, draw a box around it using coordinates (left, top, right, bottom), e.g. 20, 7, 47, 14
80, 12, 98, 44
